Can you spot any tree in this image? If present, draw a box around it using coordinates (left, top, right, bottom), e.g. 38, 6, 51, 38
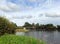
45, 24, 56, 31
35, 23, 40, 30
0, 16, 17, 35
57, 25, 60, 31
31, 23, 35, 27
39, 25, 45, 31
23, 22, 32, 27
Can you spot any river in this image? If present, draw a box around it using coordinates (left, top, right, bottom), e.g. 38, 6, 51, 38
16, 31, 60, 44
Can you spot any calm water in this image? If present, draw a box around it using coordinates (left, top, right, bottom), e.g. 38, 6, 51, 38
16, 31, 60, 44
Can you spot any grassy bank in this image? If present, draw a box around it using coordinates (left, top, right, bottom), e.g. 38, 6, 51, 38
0, 34, 46, 44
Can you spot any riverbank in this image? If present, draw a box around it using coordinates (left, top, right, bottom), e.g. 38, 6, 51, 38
0, 34, 46, 44
15, 29, 29, 32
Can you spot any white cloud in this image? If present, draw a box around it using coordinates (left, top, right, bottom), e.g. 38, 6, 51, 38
0, 4, 11, 12
7, 2, 20, 11
0, 0, 21, 12
0, 0, 60, 26
0, 0, 11, 11
28, 0, 37, 2
0, 0, 54, 12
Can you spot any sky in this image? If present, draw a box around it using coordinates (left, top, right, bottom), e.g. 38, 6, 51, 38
0, 0, 60, 26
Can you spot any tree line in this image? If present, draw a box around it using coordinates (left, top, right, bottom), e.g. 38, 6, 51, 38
23, 22, 60, 31
0, 16, 60, 35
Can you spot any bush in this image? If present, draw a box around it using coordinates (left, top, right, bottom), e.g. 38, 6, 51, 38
0, 16, 17, 35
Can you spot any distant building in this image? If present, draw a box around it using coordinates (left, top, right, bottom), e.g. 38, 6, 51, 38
23, 27, 26, 30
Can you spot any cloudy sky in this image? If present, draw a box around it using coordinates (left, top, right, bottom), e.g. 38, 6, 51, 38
0, 0, 60, 26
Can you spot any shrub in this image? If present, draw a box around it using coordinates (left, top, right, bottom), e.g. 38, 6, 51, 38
0, 16, 17, 35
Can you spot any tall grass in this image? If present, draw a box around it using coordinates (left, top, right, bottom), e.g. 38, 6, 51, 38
0, 34, 47, 44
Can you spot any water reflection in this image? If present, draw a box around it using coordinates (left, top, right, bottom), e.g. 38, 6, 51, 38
16, 31, 60, 44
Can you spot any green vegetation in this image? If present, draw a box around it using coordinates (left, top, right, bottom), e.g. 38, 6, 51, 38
0, 34, 46, 44
23, 22, 60, 31
0, 17, 47, 44
0, 16, 60, 33
0, 16, 17, 35
57, 25, 60, 31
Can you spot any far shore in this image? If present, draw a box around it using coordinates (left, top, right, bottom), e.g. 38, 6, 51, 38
15, 29, 29, 32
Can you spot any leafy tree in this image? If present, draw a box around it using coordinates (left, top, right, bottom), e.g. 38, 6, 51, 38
35, 23, 40, 29
45, 24, 56, 31
31, 23, 35, 27
57, 25, 60, 31
0, 16, 17, 35
23, 22, 57, 31
23, 22, 32, 27
39, 25, 45, 31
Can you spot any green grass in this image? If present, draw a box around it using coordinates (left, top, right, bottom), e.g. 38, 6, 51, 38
0, 34, 47, 44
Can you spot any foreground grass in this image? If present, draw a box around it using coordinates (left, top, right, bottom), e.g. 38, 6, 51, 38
0, 34, 46, 44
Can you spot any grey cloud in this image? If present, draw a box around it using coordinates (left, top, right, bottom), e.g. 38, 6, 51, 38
12, 15, 33, 19
25, 15, 33, 19
45, 13, 60, 17
38, 14, 43, 17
